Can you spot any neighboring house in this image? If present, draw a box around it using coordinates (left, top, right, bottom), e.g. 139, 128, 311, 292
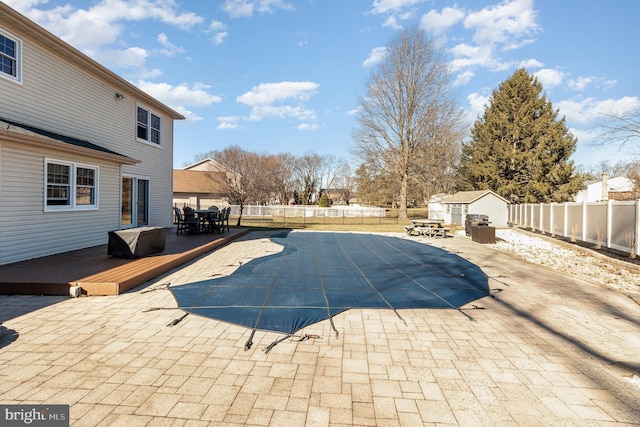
442, 190, 508, 227
173, 170, 228, 210
172, 159, 231, 209
574, 173, 636, 202
0, 4, 184, 266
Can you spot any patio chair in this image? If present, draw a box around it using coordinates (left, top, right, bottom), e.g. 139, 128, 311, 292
221, 206, 231, 232
173, 207, 189, 234
181, 207, 200, 234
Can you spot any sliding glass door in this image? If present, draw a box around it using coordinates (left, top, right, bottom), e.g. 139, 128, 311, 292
122, 176, 149, 227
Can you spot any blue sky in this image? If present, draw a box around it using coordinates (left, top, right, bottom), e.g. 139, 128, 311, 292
5, 0, 640, 170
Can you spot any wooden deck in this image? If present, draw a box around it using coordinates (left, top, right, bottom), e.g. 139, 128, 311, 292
0, 227, 249, 296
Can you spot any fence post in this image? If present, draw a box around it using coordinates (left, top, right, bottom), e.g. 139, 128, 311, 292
563, 203, 568, 238
582, 201, 587, 242
539, 202, 544, 233
636, 200, 640, 256
607, 199, 613, 249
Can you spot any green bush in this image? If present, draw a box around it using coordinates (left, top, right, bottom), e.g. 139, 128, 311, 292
318, 193, 331, 207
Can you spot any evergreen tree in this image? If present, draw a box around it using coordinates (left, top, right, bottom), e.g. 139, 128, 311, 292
458, 68, 583, 203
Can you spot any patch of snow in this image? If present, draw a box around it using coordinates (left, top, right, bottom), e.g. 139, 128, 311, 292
482, 229, 640, 295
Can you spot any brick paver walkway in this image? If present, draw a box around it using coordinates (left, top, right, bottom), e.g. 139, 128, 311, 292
1, 230, 639, 426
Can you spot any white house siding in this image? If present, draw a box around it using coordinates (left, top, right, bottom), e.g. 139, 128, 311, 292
119, 116, 174, 228
1, 18, 176, 228
0, 8, 181, 265
0, 142, 122, 265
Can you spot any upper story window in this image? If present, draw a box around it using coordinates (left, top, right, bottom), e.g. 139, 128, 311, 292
45, 159, 99, 211
137, 105, 162, 145
0, 29, 21, 83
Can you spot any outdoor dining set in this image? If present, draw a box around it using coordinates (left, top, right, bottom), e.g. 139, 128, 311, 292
173, 206, 231, 235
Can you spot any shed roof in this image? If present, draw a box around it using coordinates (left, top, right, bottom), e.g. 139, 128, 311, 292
443, 190, 509, 204
173, 170, 227, 194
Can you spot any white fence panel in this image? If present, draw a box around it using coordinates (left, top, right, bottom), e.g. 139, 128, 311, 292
229, 205, 386, 218
509, 200, 640, 256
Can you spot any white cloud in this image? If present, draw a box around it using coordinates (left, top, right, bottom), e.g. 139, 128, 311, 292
519, 58, 543, 69
217, 116, 242, 130
533, 68, 566, 88
207, 21, 228, 46
453, 70, 475, 87
247, 105, 317, 121
157, 33, 185, 57
382, 15, 403, 30
421, 6, 465, 36
94, 46, 149, 69
221, 0, 293, 19
371, 0, 426, 15
236, 81, 319, 121
449, 43, 495, 72
237, 82, 318, 106
466, 92, 489, 123
464, 0, 538, 46
3, 0, 204, 74
211, 31, 229, 46
568, 76, 593, 91
136, 81, 222, 122
363, 47, 388, 67
298, 123, 319, 131
441, 0, 540, 84
557, 96, 640, 125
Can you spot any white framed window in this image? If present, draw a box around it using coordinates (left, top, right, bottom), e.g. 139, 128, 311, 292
0, 28, 22, 83
137, 105, 162, 145
45, 159, 99, 211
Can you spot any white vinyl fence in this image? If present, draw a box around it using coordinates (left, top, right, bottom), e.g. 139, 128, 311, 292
230, 205, 386, 218
509, 200, 640, 256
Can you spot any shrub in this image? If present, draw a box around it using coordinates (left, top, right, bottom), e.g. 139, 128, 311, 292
318, 193, 331, 207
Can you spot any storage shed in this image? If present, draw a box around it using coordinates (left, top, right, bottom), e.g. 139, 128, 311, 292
442, 190, 508, 228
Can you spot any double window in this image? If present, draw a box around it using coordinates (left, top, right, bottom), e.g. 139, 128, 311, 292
137, 105, 162, 145
45, 159, 98, 210
0, 29, 21, 83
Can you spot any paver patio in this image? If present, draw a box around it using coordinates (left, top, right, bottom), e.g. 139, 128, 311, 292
1, 230, 639, 426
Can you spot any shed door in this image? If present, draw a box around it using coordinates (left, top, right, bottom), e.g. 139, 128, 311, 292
451, 206, 463, 225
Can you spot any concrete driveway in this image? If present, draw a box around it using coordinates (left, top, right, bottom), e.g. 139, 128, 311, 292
1, 230, 639, 426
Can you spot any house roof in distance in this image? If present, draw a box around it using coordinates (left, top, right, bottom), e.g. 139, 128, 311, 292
173, 169, 226, 194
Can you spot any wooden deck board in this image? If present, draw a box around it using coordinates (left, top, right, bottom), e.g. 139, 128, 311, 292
0, 227, 249, 296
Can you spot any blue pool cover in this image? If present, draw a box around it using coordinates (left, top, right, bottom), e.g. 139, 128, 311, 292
169, 231, 490, 347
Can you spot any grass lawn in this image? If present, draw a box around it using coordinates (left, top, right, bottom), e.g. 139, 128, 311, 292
227, 208, 462, 233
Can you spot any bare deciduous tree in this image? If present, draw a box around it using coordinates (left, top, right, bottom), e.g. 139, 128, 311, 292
594, 108, 640, 153
212, 146, 261, 226
333, 162, 355, 204
291, 152, 322, 204
352, 27, 465, 220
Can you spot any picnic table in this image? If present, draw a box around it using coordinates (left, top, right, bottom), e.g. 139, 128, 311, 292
403, 219, 450, 238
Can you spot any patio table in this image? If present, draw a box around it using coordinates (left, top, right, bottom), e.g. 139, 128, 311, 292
194, 210, 221, 234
